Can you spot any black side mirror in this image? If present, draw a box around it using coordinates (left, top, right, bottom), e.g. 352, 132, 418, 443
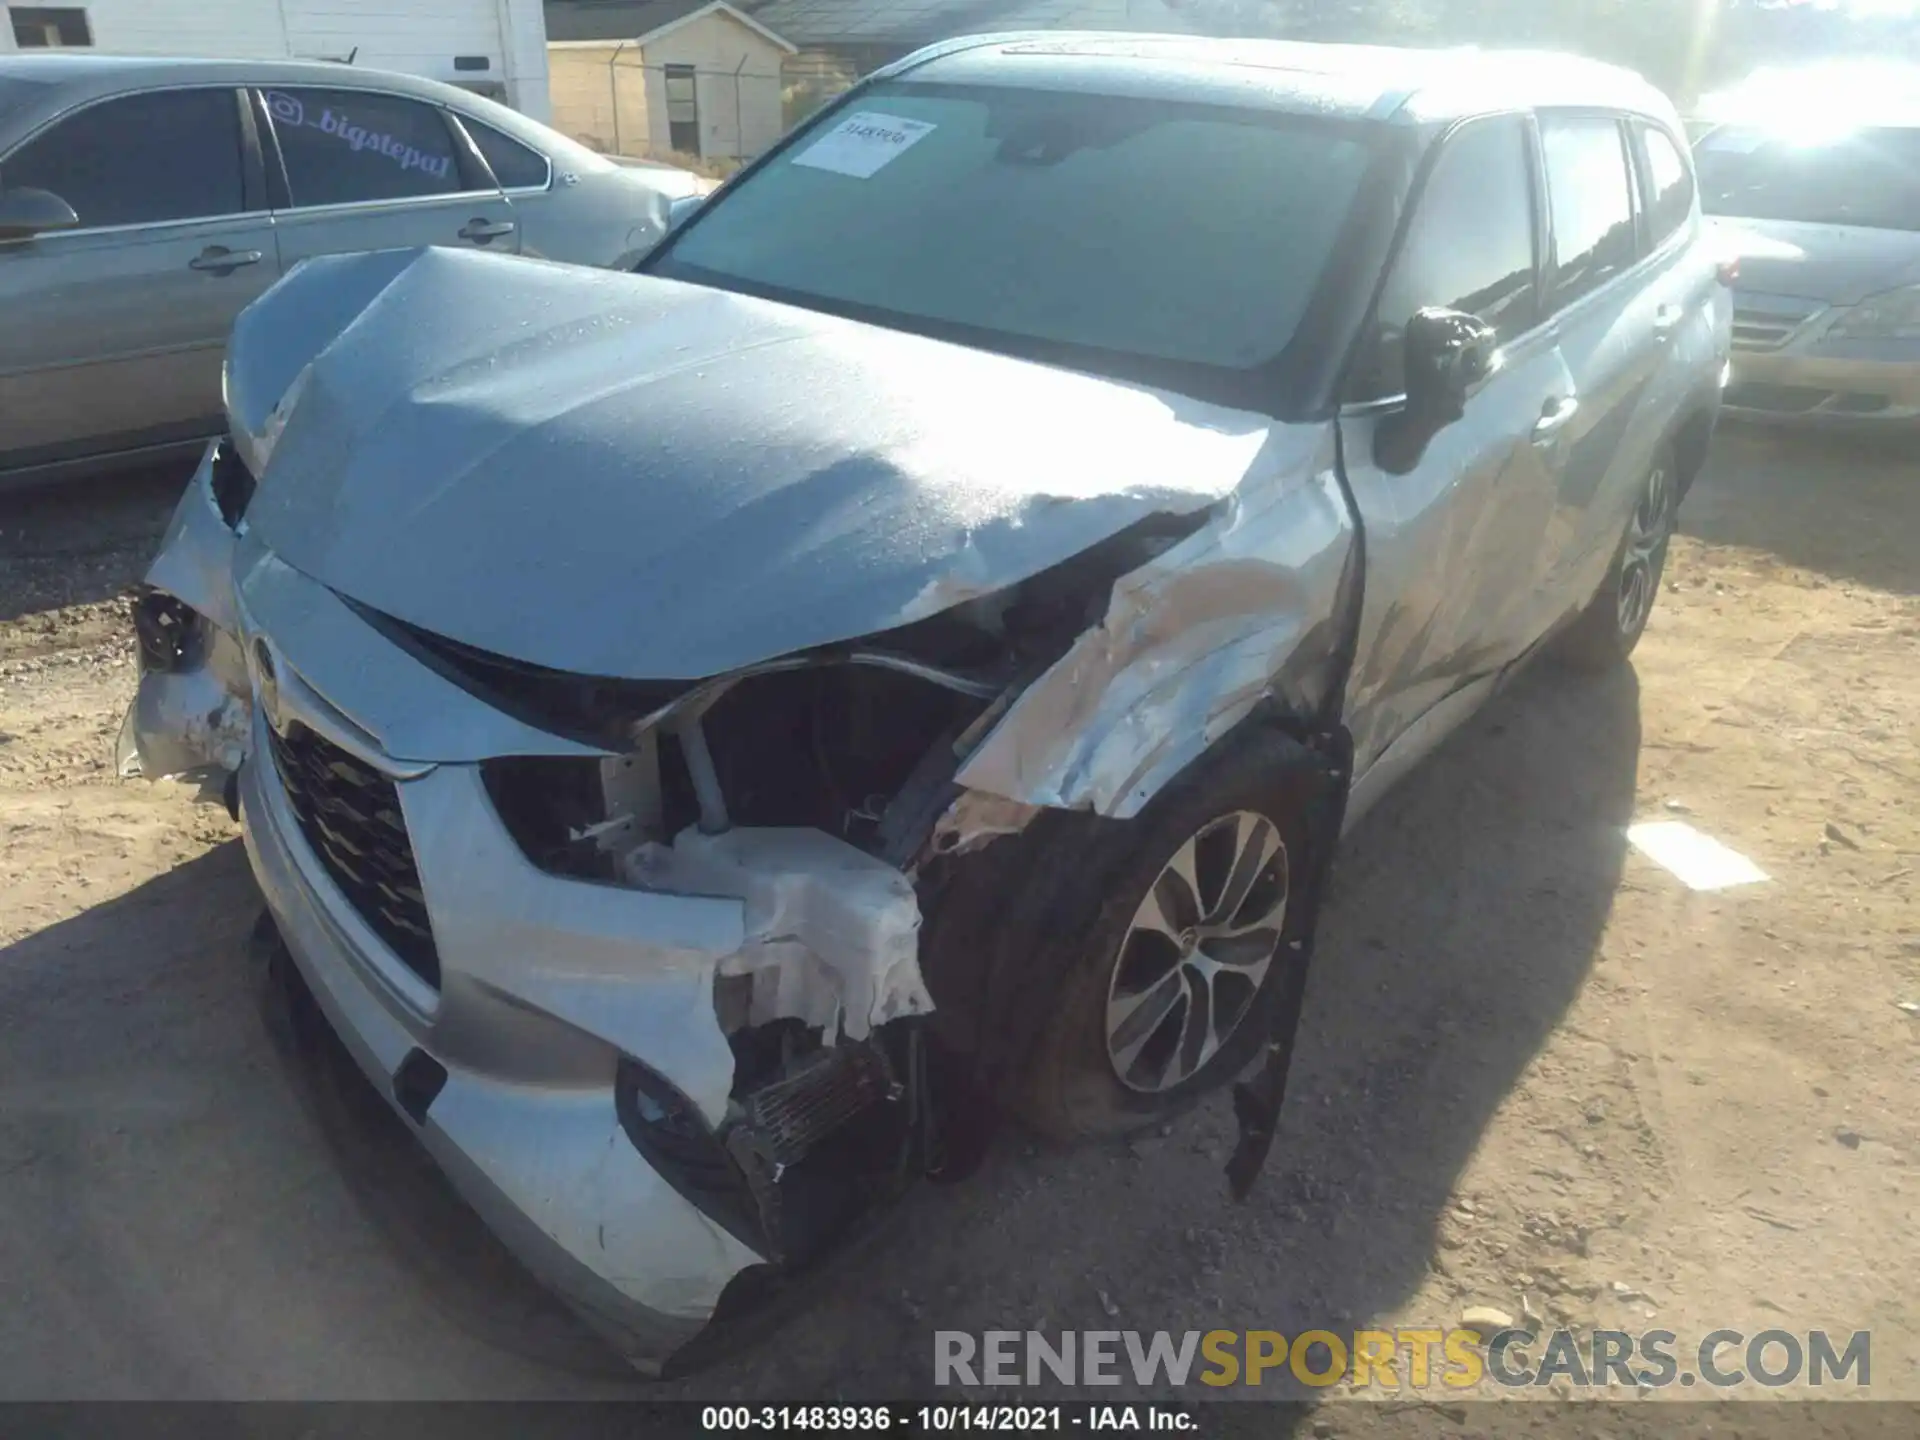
1374, 307, 1499, 474
0, 187, 80, 242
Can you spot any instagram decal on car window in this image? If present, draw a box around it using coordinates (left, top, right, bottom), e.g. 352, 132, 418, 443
265, 91, 452, 180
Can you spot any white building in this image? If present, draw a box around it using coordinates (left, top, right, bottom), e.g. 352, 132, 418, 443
1, 1, 555, 119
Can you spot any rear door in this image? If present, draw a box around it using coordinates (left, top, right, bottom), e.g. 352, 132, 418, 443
254, 86, 520, 270
1339, 113, 1578, 773
1531, 112, 1665, 608
0, 86, 277, 475
449, 111, 569, 254
1623, 118, 1722, 465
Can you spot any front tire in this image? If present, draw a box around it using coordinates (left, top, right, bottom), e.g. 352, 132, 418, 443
1015, 732, 1322, 1142
1558, 444, 1677, 671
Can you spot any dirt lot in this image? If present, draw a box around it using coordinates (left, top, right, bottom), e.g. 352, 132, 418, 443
1, 428, 1915, 1414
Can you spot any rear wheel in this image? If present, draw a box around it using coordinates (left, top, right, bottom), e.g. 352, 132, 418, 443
1558, 445, 1676, 671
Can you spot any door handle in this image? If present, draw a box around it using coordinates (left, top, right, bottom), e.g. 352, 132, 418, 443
459, 218, 516, 242
189, 247, 264, 274
1653, 303, 1683, 336
1532, 395, 1579, 440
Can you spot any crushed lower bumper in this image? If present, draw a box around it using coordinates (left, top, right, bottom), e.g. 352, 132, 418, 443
237, 713, 764, 1370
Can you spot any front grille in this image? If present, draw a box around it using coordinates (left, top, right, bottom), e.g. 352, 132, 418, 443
1730, 304, 1822, 352
266, 722, 440, 988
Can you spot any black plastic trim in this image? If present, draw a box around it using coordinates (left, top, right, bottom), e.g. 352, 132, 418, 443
393, 1048, 448, 1125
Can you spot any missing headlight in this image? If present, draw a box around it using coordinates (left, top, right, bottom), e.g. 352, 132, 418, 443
208, 439, 257, 530
131, 588, 206, 673
481, 661, 992, 878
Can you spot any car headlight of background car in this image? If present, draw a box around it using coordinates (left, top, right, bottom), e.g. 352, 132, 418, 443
1827, 284, 1920, 342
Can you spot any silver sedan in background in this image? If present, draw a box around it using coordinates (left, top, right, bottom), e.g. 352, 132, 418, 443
0, 53, 705, 490
1697, 63, 1920, 426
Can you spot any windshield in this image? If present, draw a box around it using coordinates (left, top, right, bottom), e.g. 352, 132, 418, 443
648, 81, 1374, 397
1696, 125, 1920, 231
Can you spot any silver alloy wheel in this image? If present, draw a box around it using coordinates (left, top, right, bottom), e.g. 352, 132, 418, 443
1617, 462, 1672, 638
1104, 811, 1290, 1094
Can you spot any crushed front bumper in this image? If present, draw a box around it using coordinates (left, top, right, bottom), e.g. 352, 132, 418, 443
238, 705, 768, 1368
118, 450, 943, 1372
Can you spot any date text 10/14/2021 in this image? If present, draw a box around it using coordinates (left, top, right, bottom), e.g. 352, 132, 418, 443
700, 1407, 1198, 1432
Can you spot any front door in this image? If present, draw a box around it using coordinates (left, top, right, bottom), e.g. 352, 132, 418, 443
1338, 113, 1576, 774
0, 86, 279, 475
253, 86, 520, 272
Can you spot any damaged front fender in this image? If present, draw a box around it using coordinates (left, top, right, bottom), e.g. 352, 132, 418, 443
951, 425, 1355, 823
117, 442, 254, 781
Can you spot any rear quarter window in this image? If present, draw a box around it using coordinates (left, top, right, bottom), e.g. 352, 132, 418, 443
1636, 122, 1695, 249
465, 118, 549, 189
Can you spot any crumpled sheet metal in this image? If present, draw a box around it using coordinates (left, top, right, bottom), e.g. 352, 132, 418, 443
227, 245, 1278, 681
243, 738, 763, 1325
928, 792, 1045, 860
396, 762, 749, 1129
145, 441, 242, 639
115, 627, 251, 779
953, 425, 1355, 821
624, 826, 931, 1041
120, 445, 254, 778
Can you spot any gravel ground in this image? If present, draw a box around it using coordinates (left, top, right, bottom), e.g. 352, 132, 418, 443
1, 429, 1915, 1420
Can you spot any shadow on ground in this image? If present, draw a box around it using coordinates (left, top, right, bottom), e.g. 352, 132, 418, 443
1682, 424, 1920, 595
0, 843, 625, 1398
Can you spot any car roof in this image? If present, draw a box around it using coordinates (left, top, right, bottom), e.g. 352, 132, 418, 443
0, 51, 590, 160
892, 33, 1679, 131
0, 51, 481, 106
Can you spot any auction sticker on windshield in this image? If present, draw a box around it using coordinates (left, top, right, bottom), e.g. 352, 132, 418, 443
792, 111, 936, 179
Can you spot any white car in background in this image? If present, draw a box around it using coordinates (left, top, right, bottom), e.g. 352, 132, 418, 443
1697, 64, 1920, 426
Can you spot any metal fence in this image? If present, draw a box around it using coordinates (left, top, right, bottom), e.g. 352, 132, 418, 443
549, 51, 860, 174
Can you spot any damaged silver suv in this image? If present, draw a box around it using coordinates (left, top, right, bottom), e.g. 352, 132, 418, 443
122, 34, 1729, 1373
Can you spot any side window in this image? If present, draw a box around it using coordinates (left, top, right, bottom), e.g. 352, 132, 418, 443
465, 118, 549, 189
1636, 122, 1694, 249
1357, 115, 1538, 398
263, 89, 465, 207
1540, 114, 1637, 311
0, 87, 244, 228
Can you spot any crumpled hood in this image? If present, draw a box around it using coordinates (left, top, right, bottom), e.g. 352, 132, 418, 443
236, 247, 1277, 681
1708, 215, 1920, 306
